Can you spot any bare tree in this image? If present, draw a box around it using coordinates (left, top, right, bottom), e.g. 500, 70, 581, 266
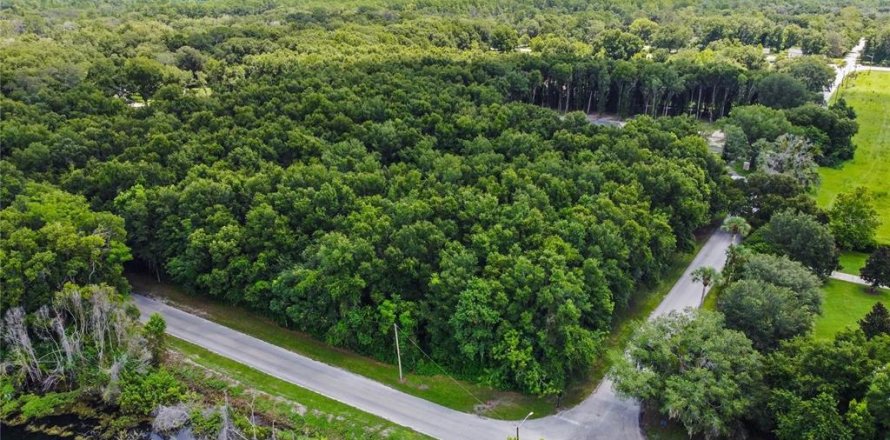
2, 307, 43, 384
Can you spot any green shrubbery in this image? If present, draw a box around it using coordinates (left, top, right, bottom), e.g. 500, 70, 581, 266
120, 369, 186, 416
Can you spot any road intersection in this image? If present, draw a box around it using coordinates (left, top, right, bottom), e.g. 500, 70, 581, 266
136, 229, 736, 440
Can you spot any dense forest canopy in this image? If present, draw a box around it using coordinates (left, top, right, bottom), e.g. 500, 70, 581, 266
0, 0, 886, 398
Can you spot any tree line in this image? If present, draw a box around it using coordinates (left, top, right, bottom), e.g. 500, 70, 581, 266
0, 0, 883, 400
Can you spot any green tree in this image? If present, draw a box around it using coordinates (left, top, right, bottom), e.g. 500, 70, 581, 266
652, 25, 692, 50
779, 56, 836, 93
785, 102, 858, 165
734, 172, 825, 228
755, 210, 838, 278
0, 183, 132, 313
490, 25, 519, 52
757, 73, 812, 109
611, 310, 762, 438
719, 279, 817, 350
629, 18, 659, 42
866, 365, 890, 432
773, 392, 852, 440
174, 46, 206, 81
144, 313, 167, 367
725, 105, 794, 145
721, 124, 751, 162
593, 30, 643, 60
756, 134, 820, 189
691, 266, 720, 306
738, 253, 822, 312
861, 246, 890, 292
764, 329, 889, 438
859, 302, 890, 339
124, 57, 165, 101
721, 216, 751, 242
829, 187, 880, 251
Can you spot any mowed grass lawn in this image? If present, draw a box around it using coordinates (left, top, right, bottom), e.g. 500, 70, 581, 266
838, 250, 870, 275
818, 71, 890, 244
813, 279, 890, 339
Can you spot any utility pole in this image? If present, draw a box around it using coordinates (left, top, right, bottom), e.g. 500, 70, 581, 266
394, 323, 403, 382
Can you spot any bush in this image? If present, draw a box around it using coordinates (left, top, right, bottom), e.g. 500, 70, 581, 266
190, 407, 222, 438
119, 369, 185, 415
18, 392, 76, 421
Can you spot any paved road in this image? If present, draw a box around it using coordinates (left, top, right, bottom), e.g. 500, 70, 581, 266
136, 294, 529, 440
831, 271, 876, 287
855, 65, 890, 73
136, 229, 736, 440
651, 230, 735, 317
825, 38, 866, 103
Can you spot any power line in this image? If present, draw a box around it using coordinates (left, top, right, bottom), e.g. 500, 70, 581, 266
395, 324, 487, 408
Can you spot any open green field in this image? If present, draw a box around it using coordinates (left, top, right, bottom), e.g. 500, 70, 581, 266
129, 227, 711, 420
813, 279, 890, 339
818, 71, 890, 244
170, 337, 427, 439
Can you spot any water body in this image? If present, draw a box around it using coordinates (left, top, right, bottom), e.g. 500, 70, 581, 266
1, 416, 194, 440
1, 414, 102, 440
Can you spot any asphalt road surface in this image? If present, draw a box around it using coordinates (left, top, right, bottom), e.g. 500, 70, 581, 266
136, 229, 735, 439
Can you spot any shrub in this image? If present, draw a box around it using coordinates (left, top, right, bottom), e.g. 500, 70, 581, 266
119, 369, 185, 415
19, 392, 76, 421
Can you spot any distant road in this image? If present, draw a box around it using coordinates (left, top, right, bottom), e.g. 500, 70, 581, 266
825, 38, 866, 103
136, 229, 736, 439
855, 65, 890, 73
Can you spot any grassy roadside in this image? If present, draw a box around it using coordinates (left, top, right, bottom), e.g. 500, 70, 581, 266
813, 279, 890, 339
700, 284, 721, 311
129, 227, 711, 420
129, 272, 552, 420
169, 337, 428, 439
838, 251, 869, 275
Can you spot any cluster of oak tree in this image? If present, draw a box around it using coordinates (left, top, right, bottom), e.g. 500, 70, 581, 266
0, 0, 886, 405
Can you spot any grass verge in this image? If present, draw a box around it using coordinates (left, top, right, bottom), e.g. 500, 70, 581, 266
169, 337, 427, 439
813, 279, 890, 339
838, 251, 870, 275
817, 71, 890, 243
129, 272, 552, 420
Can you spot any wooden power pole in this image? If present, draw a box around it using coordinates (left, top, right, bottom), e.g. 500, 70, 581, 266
394, 323, 403, 382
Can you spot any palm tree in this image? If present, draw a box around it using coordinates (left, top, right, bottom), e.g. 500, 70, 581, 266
691, 266, 720, 307
721, 216, 751, 242
722, 244, 751, 285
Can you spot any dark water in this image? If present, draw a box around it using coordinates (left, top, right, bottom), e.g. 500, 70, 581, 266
1, 414, 102, 439
0, 416, 194, 440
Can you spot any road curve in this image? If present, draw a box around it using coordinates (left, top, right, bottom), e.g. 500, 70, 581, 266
135, 229, 735, 440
